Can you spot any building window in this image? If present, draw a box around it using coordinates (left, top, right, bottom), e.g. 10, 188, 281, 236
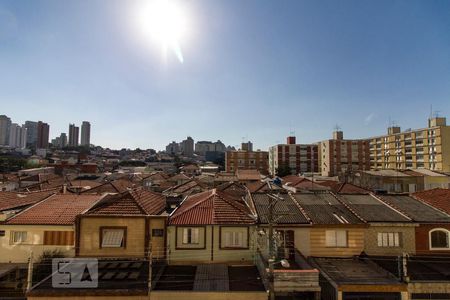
223, 231, 245, 248
430, 229, 450, 250
377, 232, 400, 247
325, 230, 347, 247
152, 229, 164, 237
0, 230, 5, 237
101, 228, 126, 248
182, 228, 199, 244
44, 231, 74, 246
11, 231, 27, 244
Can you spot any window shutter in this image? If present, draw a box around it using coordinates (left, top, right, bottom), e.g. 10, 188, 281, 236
182, 228, 189, 244
224, 232, 231, 247
377, 233, 383, 247
326, 230, 336, 247
388, 233, 394, 247
394, 233, 400, 247
237, 232, 244, 247
336, 231, 347, 247
102, 229, 124, 247
192, 228, 199, 244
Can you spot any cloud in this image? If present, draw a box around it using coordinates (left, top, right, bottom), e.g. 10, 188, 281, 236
364, 113, 375, 125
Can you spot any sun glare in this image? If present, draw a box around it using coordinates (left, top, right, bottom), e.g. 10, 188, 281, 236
136, 0, 189, 63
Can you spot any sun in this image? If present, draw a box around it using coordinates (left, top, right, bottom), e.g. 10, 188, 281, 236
136, 0, 189, 63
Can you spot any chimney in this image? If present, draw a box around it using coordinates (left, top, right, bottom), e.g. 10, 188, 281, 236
333, 131, 343, 140
286, 136, 296, 145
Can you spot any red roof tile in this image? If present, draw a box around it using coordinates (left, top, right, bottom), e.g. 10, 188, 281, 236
6, 194, 102, 225
169, 189, 255, 225
413, 188, 450, 215
0, 190, 57, 211
86, 188, 166, 216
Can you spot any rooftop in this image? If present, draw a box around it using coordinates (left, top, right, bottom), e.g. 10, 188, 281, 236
413, 188, 450, 215
0, 189, 56, 212
251, 192, 309, 224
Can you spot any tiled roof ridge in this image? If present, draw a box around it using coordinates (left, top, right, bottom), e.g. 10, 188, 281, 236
369, 194, 412, 221
130, 188, 165, 215
288, 193, 313, 224
330, 192, 367, 223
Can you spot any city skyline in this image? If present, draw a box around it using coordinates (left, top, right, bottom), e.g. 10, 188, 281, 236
1, 0, 450, 150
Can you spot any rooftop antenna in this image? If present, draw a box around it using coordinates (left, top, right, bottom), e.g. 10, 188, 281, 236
430, 104, 433, 119
433, 110, 441, 118
334, 124, 341, 131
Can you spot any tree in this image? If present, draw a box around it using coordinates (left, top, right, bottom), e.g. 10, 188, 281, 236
276, 163, 291, 177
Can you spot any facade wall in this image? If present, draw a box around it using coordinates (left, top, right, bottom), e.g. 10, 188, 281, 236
0, 224, 74, 263
364, 224, 416, 256
415, 223, 450, 255
225, 151, 269, 174
369, 121, 450, 172
309, 227, 365, 257
167, 225, 256, 264
268, 144, 319, 176
78, 217, 146, 257
320, 139, 370, 177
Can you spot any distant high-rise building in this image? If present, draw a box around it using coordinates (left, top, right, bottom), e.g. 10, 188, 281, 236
180, 136, 194, 157
68, 124, 79, 147
0, 115, 12, 146
166, 141, 180, 154
9, 123, 27, 149
241, 141, 253, 152
60, 133, 68, 148
36, 121, 50, 149
25, 121, 38, 147
80, 121, 91, 146
195, 140, 226, 155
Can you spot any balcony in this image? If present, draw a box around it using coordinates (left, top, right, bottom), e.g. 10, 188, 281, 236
256, 250, 320, 294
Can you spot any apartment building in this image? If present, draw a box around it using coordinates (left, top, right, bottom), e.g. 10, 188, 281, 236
225, 142, 268, 174
268, 136, 318, 176
319, 130, 370, 177
369, 117, 450, 172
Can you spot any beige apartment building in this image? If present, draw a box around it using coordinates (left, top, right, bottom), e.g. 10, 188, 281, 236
268, 136, 319, 176
319, 131, 370, 177
225, 142, 269, 174
369, 117, 450, 172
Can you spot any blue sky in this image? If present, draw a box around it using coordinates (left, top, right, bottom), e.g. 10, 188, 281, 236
1, 0, 449, 150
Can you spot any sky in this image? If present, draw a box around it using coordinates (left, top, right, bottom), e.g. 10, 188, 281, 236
1, 0, 450, 150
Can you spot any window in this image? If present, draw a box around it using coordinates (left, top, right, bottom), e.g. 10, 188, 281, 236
325, 230, 347, 247
223, 231, 245, 248
0, 230, 5, 237
11, 231, 27, 244
430, 229, 450, 250
101, 228, 125, 248
377, 232, 400, 247
182, 228, 199, 244
152, 229, 164, 237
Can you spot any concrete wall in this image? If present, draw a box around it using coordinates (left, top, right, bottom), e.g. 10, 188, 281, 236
0, 224, 74, 263
167, 225, 256, 264
364, 224, 416, 256
309, 227, 365, 257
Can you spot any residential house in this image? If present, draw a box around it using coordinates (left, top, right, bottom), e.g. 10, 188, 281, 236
0, 194, 103, 263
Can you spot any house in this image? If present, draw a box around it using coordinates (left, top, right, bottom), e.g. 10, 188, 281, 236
76, 188, 167, 259
236, 169, 262, 185
403, 169, 450, 190
335, 193, 416, 256
376, 194, 450, 255
167, 189, 256, 264
0, 194, 103, 263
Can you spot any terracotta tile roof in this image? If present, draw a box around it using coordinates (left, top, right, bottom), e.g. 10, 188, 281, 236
168, 173, 191, 182
412, 188, 450, 215
6, 194, 102, 225
216, 182, 247, 198
80, 178, 134, 194
85, 188, 166, 216
236, 169, 261, 181
69, 180, 102, 189
169, 189, 255, 225
163, 180, 207, 196
0, 189, 57, 212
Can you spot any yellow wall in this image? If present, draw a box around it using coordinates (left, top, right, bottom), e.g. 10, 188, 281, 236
0, 224, 74, 263
167, 225, 256, 264
77, 216, 167, 259
78, 217, 146, 257
309, 227, 365, 257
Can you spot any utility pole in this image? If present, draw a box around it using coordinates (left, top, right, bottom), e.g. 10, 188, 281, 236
26, 251, 34, 291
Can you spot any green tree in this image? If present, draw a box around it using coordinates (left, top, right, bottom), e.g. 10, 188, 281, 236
276, 163, 292, 177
